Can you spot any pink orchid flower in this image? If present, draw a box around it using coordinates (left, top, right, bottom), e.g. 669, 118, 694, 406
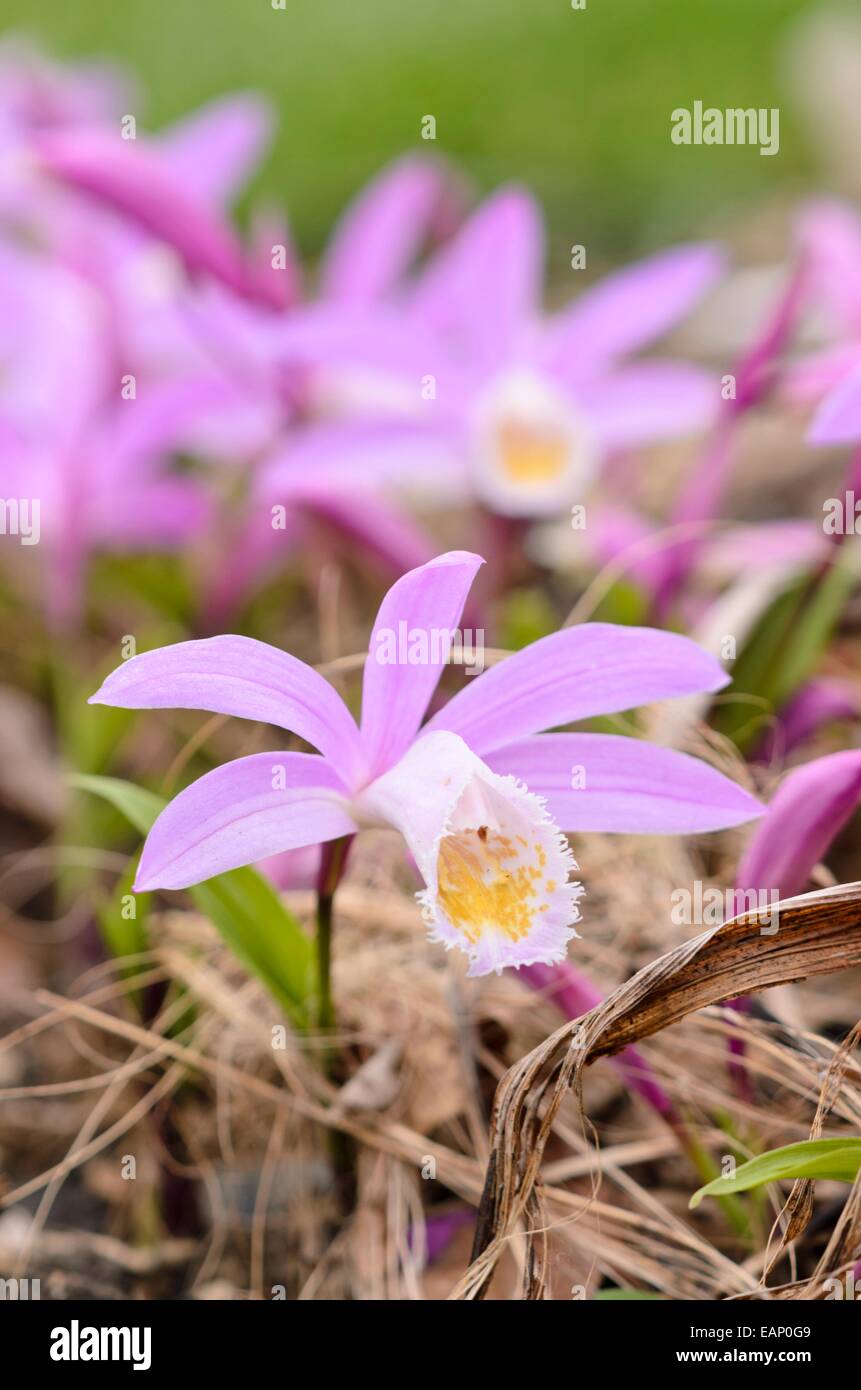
261, 188, 723, 520
89, 551, 761, 977
736, 748, 861, 901
787, 199, 861, 445
810, 360, 861, 445
37, 129, 462, 595
0, 38, 131, 228
728, 747, 861, 1086
35, 92, 277, 305
0, 240, 219, 627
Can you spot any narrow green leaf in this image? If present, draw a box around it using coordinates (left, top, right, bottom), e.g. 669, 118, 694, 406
69, 773, 166, 837
498, 586, 558, 651
593, 1289, 666, 1301
711, 549, 859, 752
191, 871, 314, 1022
70, 773, 314, 1023
690, 1138, 861, 1208
589, 577, 650, 627
97, 857, 150, 963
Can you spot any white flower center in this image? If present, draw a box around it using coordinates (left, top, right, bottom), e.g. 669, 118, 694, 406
472, 367, 598, 517
355, 729, 583, 976
423, 764, 582, 976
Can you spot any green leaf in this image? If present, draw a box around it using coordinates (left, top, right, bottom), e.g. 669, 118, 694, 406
689, 1138, 861, 1208
711, 550, 859, 752
70, 773, 314, 1024
593, 1289, 666, 1301
191, 870, 314, 1022
498, 586, 557, 651
589, 577, 650, 627
69, 773, 166, 837
97, 857, 150, 963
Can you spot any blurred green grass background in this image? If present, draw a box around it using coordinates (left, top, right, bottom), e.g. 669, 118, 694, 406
3, 0, 822, 268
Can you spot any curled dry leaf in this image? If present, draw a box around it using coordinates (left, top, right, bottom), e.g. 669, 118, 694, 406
454, 880, 861, 1300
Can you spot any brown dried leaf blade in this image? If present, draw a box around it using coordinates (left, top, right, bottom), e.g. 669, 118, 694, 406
455, 881, 861, 1300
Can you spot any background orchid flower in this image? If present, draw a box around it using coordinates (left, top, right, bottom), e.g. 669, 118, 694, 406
736, 748, 861, 901
809, 360, 861, 444
0, 241, 219, 627
756, 677, 859, 762
785, 199, 861, 445
36, 135, 462, 596
89, 551, 761, 977
35, 92, 278, 305
789, 199, 861, 416
0, 37, 130, 230
38, 137, 457, 359
726, 747, 861, 1085
261, 188, 723, 521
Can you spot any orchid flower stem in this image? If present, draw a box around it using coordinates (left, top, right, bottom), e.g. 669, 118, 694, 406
315, 835, 353, 1042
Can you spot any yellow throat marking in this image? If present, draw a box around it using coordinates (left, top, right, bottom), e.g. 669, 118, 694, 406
497, 419, 568, 485
437, 826, 547, 945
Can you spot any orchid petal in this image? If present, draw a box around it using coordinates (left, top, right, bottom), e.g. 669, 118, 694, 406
320, 155, 449, 306
360, 551, 484, 776
736, 750, 861, 898
796, 198, 861, 336
409, 186, 542, 369
697, 521, 829, 584
87, 476, 211, 547
542, 243, 723, 378
760, 678, 858, 759
809, 362, 861, 445
158, 93, 273, 204
257, 843, 322, 892
427, 623, 729, 756
99, 373, 235, 464
89, 635, 364, 777
266, 302, 430, 375
135, 752, 357, 891
293, 486, 439, 579
359, 730, 581, 976
37, 130, 251, 296
485, 734, 762, 834
782, 343, 861, 407
257, 420, 465, 500
583, 362, 720, 447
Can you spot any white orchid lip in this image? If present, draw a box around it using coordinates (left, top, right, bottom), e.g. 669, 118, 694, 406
356, 729, 582, 977
471, 367, 599, 519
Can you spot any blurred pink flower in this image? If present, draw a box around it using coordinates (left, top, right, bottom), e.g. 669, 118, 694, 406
736, 749, 861, 900
260, 188, 723, 519
0, 241, 219, 626
789, 199, 861, 444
